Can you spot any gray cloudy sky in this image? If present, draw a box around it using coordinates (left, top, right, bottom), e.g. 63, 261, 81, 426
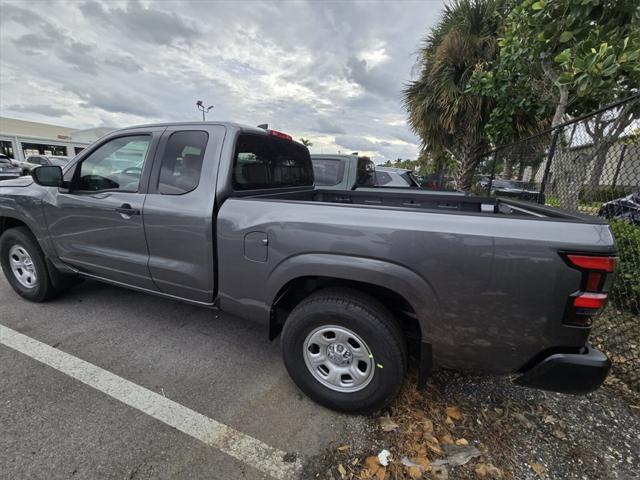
0, 0, 443, 161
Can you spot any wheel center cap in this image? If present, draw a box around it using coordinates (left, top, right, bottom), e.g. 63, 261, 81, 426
327, 343, 353, 366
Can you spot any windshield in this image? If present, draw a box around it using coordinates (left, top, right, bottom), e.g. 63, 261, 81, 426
232, 134, 313, 190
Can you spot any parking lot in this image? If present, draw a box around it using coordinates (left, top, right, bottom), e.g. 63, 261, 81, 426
0, 276, 367, 480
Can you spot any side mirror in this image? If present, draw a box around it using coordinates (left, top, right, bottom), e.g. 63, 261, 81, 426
31, 165, 64, 187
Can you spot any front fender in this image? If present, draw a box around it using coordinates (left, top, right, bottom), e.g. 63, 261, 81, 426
0, 186, 59, 264
266, 253, 440, 340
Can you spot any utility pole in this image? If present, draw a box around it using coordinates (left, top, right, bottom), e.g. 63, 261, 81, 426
196, 100, 214, 121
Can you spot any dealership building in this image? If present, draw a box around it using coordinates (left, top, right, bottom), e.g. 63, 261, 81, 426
0, 117, 114, 161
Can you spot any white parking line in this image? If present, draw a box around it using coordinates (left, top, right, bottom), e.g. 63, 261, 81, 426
0, 324, 303, 480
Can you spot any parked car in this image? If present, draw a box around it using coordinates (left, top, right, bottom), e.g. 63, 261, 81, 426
0, 121, 616, 413
375, 167, 421, 188
19, 155, 71, 175
598, 192, 640, 225
477, 174, 491, 189
491, 179, 541, 202
4, 154, 21, 168
311, 154, 373, 189
0, 154, 21, 181
311, 154, 443, 192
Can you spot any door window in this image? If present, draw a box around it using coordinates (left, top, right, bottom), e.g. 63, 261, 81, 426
72, 136, 150, 192
158, 131, 208, 194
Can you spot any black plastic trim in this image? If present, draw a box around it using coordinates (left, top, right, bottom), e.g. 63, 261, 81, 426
515, 344, 610, 395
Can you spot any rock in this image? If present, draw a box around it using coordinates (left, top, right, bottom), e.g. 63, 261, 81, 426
443, 444, 482, 466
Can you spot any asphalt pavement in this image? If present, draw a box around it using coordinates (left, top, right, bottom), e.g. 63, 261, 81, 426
0, 276, 367, 480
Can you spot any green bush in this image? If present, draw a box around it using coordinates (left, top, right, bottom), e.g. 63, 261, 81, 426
609, 219, 640, 313
545, 195, 561, 207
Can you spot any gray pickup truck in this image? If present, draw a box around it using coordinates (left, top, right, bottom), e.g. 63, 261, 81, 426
311, 153, 423, 190
0, 122, 616, 412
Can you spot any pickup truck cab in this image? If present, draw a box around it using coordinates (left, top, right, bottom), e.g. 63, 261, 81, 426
311, 153, 375, 190
0, 121, 616, 412
311, 153, 421, 190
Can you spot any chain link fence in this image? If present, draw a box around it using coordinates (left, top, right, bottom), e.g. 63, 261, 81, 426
476, 95, 640, 390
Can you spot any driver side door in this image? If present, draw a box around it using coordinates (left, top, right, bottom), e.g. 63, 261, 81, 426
44, 128, 164, 290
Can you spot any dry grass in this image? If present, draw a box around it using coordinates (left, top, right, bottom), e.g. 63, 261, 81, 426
309, 369, 640, 480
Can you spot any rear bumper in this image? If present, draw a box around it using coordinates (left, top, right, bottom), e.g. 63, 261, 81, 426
515, 345, 610, 395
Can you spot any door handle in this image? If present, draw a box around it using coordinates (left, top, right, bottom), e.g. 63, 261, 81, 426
115, 203, 140, 216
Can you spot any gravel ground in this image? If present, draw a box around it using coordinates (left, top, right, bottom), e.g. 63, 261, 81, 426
307, 369, 640, 480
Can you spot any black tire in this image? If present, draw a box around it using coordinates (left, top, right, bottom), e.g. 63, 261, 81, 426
281, 288, 407, 413
0, 227, 65, 302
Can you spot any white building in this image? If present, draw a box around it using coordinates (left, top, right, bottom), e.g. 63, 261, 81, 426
0, 117, 115, 162
532, 141, 640, 189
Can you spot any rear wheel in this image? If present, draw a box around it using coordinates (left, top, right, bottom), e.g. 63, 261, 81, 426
0, 227, 66, 302
281, 288, 407, 413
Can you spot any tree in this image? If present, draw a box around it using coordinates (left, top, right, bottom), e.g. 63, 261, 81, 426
490, 0, 639, 128
404, 0, 505, 190
382, 158, 421, 171
471, 0, 640, 202
299, 138, 313, 147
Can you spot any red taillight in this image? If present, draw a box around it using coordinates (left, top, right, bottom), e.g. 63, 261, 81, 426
573, 293, 608, 309
267, 129, 293, 141
585, 272, 602, 292
567, 254, 616, 272
562, 253, 616, 327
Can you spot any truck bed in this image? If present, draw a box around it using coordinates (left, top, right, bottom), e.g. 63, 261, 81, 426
246, 188, 605, 223
217, 188, 615, 375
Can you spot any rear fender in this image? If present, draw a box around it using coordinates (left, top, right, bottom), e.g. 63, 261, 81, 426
265, 253, 440, 341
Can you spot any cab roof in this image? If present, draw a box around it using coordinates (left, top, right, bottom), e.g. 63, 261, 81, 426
117, 121, 284, 137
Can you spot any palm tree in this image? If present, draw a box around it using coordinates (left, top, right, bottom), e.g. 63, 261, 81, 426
404, 0, 503, 190
299, 138, 313, 147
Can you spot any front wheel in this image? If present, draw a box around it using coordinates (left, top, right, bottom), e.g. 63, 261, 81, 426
0, 227, 64, 302
281, 288, 407, 413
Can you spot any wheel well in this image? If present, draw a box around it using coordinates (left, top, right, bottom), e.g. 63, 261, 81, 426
0, 217, 28, 236
270, 276, 421, 343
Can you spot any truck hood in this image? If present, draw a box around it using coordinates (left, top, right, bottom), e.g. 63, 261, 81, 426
0, 176, 34, 187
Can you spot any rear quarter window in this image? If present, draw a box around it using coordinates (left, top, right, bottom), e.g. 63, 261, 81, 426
312, 158, 346, 186
232, 134, 313, 190
158, 131, 209, 195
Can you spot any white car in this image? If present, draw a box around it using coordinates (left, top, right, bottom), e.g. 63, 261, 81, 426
0, 154, 22, 181
19, 155, 71, 175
